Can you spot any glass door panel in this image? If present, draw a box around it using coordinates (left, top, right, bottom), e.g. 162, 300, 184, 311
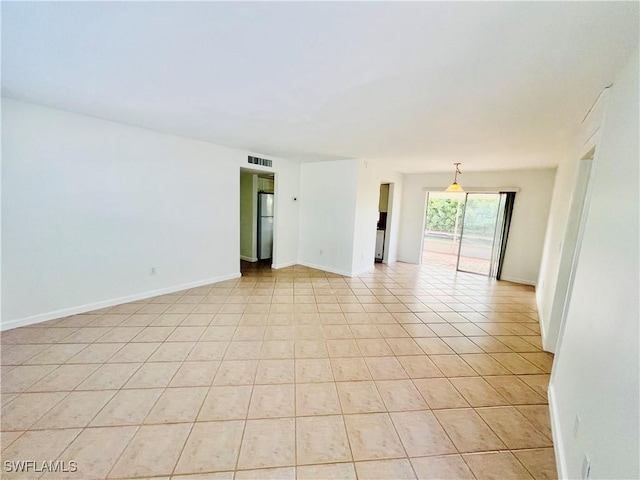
422, 192, 466, 268
489, 194, 507, 278
457, 193, 502, 275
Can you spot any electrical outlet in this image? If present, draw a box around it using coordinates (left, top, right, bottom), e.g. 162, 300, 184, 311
150, 267, 157, 276
582, 454, 590, 480
573, 414, 581, 437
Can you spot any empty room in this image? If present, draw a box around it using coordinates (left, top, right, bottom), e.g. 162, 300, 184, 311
1, 2, 638, 480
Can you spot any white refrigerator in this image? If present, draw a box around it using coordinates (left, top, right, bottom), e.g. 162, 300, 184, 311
375, 230, 385, 261
257, 193, 274, 260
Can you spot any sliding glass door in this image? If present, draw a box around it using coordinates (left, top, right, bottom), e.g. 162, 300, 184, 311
423, 191, 514, 278
456, 193, 504, 276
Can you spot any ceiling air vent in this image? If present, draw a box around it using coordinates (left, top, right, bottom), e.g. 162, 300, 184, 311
248, 156, 272, 168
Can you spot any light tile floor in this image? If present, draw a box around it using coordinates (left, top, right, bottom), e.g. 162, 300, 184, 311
421, 250, 491, 275
1, 261, 557, 479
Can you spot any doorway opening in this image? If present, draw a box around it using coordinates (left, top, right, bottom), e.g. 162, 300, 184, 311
240, 169, 275, 270
421, 191, 515, 278
375, 183, 390, 263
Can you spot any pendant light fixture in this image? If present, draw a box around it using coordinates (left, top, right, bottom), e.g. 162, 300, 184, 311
445, 163, 464, 192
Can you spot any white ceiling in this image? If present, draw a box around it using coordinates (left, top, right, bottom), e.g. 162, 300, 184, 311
2, 2, 638, 173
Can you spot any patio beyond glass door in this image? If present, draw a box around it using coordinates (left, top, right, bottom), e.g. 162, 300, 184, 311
456, 193, 503, 276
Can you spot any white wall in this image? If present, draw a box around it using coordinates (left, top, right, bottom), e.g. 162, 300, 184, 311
397, 169, 556, 285
298, 160, 359, 276
297, 159, 403, 277
2, 99, 300, 328
352, 161, 403, 275
271, 168, 299, 270
536, 161, 577, 339
549, 51, 639, 480
239, 171, 257, 262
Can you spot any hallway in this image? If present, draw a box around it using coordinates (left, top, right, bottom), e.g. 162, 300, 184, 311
1, 261, 556, 479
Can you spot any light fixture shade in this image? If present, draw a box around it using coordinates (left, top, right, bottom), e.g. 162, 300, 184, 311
445, 182, 464, 193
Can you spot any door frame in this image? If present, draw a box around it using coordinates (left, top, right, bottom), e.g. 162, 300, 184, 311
546, 144, 597, 354
382, 182, 395, 264
239, 168, 277, 267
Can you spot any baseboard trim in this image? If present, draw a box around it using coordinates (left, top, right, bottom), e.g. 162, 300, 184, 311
240, 255, 258, 262
272, 261, 296, 270
548, 384, 567, 479
395, 256, 420, 265
499, 275, 537, 286
538, 308, 554, 353
351, 265, 375, 277
297, 261, 353, 277
0, 272, 242, 332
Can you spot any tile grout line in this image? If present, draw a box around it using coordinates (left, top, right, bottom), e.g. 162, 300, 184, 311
2, 263, 554, 479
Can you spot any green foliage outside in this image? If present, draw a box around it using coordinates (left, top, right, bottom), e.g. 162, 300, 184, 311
425, 198, 464, 234
426, 197, 499, 237
464, 198, 500, 237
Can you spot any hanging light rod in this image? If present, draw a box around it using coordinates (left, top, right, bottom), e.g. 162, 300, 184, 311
445, 163, 464, 192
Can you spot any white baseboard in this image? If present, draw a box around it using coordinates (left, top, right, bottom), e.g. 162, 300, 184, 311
272, 261, 296, 270
297, 261, 353, 277
396, 256, 420, 265
499, 275, 537, 286
240, 255, 258, 262
351, 265, 376, 277
538, 308, 555, 353
0, 272, 241, 332
548, 384, 567, 479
